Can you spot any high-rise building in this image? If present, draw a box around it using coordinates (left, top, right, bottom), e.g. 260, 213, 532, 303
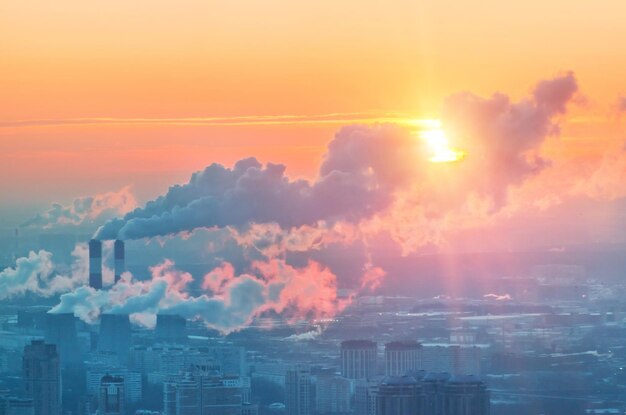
375, 376, 421, 415
155, 314, 187, 344
89, 239, 103, 290
199, 374, 244, 415
340, 340, 377, 380
44, 313, 80, 367
421, 345, 481, 376
22, 341, 61, 415
206, 346, 246, 377
98, 314, 132, 365
113, 240, 125, 284
285, 365, 312, 415
421, 372, 450, 415
385, 341, 421, 376
442, 376, 490, 415
0, 397, 35, 415
354, 379, 379, 415
99, 375, 125, 415
164, 369, 247, 415
372, 372, 490, 415
315, 375, 351, 415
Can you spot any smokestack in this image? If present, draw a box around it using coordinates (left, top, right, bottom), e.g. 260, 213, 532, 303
89, 239, 102, 289
114, 239, 125, 284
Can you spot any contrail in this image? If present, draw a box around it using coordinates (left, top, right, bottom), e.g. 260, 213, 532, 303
0, 112, 439, 128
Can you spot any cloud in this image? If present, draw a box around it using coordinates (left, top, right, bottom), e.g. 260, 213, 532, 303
21, 186, 137, 230
51, 258, 351, 333
441, 71, 578, 206
0, 246, 87, 300
483, 293, 512, 301
95, 123, 429, 241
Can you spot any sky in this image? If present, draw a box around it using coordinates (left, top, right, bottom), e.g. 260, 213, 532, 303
2, 0, 626, 251
2, 1, 626, 329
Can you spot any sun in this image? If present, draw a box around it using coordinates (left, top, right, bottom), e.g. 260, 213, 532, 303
419, 128, 465, 163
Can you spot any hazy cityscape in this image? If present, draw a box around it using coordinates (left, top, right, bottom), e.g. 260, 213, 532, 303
2, 228, 626, 415
3, 2, 626, 415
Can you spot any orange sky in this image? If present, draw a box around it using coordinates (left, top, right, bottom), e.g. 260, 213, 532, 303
1, 0, 626, 219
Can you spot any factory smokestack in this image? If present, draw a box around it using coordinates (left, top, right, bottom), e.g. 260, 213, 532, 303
89, 239, 102, 289
114, 239, 125, 284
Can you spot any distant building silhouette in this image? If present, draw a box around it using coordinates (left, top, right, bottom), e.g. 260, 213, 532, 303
0, 396, 35, 415
163, 368, 248, 415
372, 372, 490, 415
98, 314, 132, 365
442, 375, 490, 415
315, 375, 351, 415
354, 378, 379, 415
155, 314, 187, 344
376, 376, 421, 415
285, 365, 312, 415
385, 341, 422, 376
44, 313, 80, 368
421, 345, 481, 376
340, 340, 377, 380
22, 340, 61, 415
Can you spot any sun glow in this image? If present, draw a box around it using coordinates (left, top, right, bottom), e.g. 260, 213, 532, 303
419, 128, 465, 163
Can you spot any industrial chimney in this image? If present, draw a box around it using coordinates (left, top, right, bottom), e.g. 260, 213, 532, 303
89, 239, 103, 289
114, 239, 125, 284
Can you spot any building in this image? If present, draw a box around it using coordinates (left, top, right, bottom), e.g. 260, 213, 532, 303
114, 240, 125, 284
98, 314, 132, 365
99, 375, 125, 415
375, 376, 421, 415
155, 315, 187, 344
22, 340, 61, 415
340, 340, 377, 380
421, 345, 481, 376
89, 239, 103, 290
0, 397, 35, 415
442, 376, 490, 415
285, 365, 312, 415
385, 341, 421, 376
206, 346, 246, 377
241, 403, 258, 415
372, 372, 490, 415
421, 372, 450, 415
354, 379, 379, 415
87, 368, 141, 404
164, 370, 248, 415
315, 375, 351, 415
44, 313, 80, 367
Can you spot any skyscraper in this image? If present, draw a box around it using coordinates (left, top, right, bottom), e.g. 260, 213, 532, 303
443, 376, 490, 415
384, 341, 422, 376
99, 375, 125, 415
315, 375, 351, 415
22, 341, 61, 415
285, 365, 312, 415
89, 239, 103, 290
340, 340, 377, 380
354, 379, 379, 415
375, 376, 421, 415
44, 313, 80, 367
114, 240, 125, 284
98, 314, 132, 365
